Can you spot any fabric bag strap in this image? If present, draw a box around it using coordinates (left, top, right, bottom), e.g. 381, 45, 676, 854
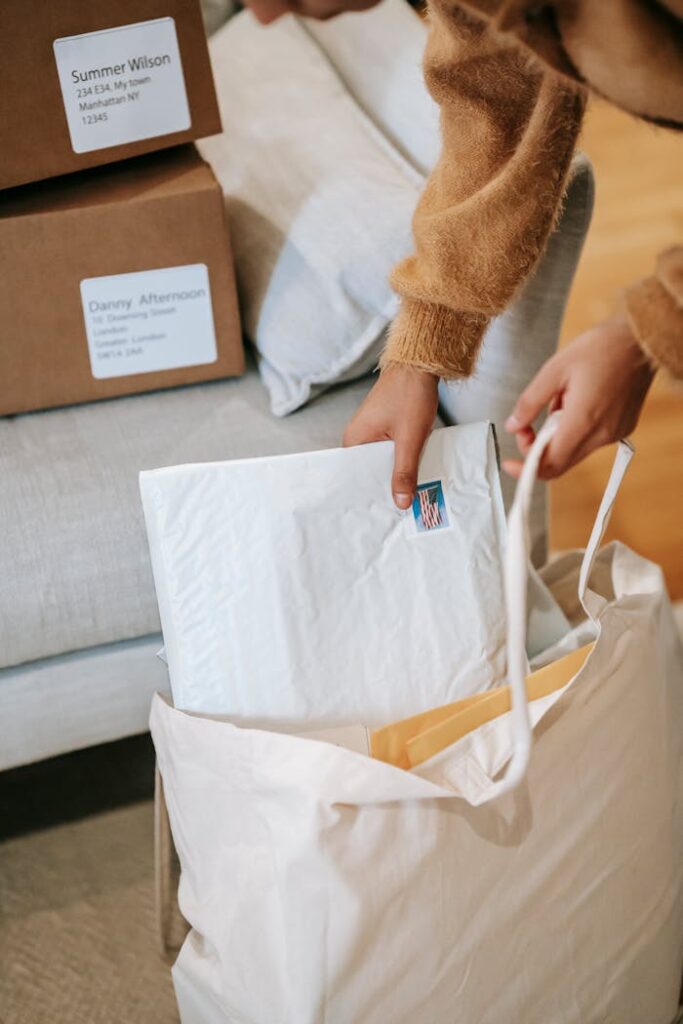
483, 412, 634, 802
578, 440, 634, 621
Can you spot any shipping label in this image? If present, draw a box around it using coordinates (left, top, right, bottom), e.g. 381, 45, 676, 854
53, 18, 191, 153
80, 264, 217, 379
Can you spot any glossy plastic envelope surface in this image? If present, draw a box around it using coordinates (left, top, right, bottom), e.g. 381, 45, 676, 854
140, 423, 508, 726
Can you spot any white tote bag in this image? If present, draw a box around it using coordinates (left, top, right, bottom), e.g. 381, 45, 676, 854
151, 415, 683, 1024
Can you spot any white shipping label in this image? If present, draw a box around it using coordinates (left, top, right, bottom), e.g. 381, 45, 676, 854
53, 18, 191, 154
80, 264, 217, 379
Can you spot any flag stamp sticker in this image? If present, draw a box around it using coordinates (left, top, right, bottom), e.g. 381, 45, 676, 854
411, 480, 451, 534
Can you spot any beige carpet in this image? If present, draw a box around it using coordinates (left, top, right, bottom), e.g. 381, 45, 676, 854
0, 801, 178, 1024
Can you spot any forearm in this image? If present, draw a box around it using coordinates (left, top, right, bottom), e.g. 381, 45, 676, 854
382, 0, 585, 379
625, 246, 683, 380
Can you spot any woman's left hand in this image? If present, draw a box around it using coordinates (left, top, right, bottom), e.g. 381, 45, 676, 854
503, 313, 655, 479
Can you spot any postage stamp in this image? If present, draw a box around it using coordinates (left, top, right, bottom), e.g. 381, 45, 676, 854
411, 480, 450, 533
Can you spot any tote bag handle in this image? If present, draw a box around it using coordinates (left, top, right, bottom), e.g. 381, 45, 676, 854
578, 439, 634, 620
484, 412, 634, 802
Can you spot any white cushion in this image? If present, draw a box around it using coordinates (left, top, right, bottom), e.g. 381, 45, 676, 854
198, 6, 427, 415
303, 1, 439, 177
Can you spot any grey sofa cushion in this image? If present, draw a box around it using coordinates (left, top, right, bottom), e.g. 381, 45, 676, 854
0, 363, 374, 669
0, 635, 168, 770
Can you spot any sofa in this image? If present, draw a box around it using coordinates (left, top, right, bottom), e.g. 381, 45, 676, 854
0, 0, 593, 771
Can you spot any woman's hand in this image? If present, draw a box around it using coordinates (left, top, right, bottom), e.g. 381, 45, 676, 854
503, 313, 655, 479
243, 0, 379, 24
343, 365, 439, 509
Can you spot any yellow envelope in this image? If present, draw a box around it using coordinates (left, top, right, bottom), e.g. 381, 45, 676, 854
371, 643, 594, 770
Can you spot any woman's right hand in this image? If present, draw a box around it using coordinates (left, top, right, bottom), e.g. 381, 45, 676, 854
503, 313, 655, 479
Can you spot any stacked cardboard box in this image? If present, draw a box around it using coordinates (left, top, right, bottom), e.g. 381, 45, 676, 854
0, 147, 243, 414
0, 0, 221, 189
0, 0, 243, 414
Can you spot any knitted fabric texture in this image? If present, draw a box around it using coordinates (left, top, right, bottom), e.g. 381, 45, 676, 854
385, 0, 682, 380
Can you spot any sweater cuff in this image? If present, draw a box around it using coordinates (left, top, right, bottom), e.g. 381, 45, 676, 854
624, 270, 683, 381
379, 298, 489, 379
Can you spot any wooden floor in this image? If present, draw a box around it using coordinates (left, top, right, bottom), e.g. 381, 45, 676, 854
550, 100, 683, 598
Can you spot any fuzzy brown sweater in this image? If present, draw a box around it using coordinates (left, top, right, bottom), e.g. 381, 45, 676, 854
383, 0, 683, 380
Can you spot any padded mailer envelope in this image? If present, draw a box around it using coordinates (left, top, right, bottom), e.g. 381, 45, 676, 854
139, 423, 508, 726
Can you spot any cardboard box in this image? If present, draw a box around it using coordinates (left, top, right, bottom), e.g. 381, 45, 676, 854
0, 146, 244, 415
0, 0, 221, 190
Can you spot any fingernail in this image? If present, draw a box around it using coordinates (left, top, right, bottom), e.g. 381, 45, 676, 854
395, 493, 412, 510
504, 415, 520, 432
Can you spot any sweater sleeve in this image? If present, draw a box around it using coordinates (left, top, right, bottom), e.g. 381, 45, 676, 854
624, 246, 683, 380
381, 1, 585, 378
